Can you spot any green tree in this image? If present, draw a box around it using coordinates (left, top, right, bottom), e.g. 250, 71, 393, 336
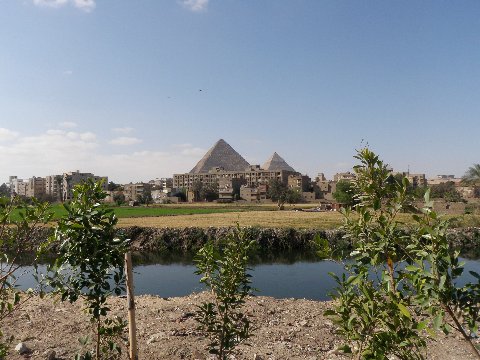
54, 175, 63, 202
192, 181, 203, 202
200, 182, 219, 202
0, 184, 9, 198
0, 196, 52, 357
391, 173, 426, 199
112, 193, 125, 206
172, 188, 187, 202
267, 179, 299, 210
107, 181, 121, 191
430, 181, 463, 202
46, 180, 129, 360
267, 180, 286, 209
462, 164, 480, 186
194, 226, 256, 359
332, 180, 355, 206
137, 185, 153, 206
287, 188, 302, 204
327, 148, 480, 360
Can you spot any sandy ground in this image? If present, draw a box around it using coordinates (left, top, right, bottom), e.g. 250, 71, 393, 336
4, 292, 478, 360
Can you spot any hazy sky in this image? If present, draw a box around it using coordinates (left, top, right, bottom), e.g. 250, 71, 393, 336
1, 1, 479, 183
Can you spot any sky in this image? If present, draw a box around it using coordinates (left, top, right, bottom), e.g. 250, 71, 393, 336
1, 0, 480, 184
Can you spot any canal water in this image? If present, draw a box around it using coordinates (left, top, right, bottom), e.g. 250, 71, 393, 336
14, 253, 480, 301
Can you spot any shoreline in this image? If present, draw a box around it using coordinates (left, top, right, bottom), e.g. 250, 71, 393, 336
22, 226, 480, 259
5, 292, 477, 359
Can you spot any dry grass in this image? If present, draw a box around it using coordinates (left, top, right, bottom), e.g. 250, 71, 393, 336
117, 210, 345, 229
116, 209, 480, 230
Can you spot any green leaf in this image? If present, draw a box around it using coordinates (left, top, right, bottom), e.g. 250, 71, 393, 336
397, 301, 411, 320
433, 313, 443, 330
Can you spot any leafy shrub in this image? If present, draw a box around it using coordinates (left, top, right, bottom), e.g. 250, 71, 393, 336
0, 196, 52, 358
45, 180, 130, 360
194, 225, 256, 359
327, 148, 480, 359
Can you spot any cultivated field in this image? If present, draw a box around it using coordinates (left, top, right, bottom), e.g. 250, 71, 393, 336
117, 209, 345, 229
14, 202, 273, 220
116, 207, 480, 229
15, 202, 480, 229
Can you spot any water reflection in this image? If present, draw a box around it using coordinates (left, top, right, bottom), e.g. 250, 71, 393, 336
13, 251, 480, 301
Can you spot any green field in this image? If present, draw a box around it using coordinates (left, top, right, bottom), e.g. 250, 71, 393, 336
10, 202, 480, 229
29, 203, 246, 220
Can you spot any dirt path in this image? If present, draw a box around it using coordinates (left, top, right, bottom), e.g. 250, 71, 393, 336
5, 293, 476, 360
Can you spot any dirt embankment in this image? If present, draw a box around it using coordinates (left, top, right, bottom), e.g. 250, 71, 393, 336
5, 293, 477, 360
27, 226, 480, 257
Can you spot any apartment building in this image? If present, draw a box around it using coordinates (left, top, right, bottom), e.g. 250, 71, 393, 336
26, 176, 46, 198
45, 175, 63, 200
240, 184, 267, 202
333, 172, 356, 182
10, 176, 27, 197
406, 173, 427, 188
174, 166, 295, 190
63, 171, 107, 201
123, 182, 151, 202
175, 139, 298, 194
288, 174, 311, 192
218, 178, 246, 201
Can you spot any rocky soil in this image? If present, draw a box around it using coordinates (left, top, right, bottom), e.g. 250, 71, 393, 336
4, 292, 478, 360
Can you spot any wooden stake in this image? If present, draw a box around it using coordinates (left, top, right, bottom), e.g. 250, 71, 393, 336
125, 252, 138, 360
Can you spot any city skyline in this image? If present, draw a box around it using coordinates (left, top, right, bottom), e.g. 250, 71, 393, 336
1, 1, 480, 183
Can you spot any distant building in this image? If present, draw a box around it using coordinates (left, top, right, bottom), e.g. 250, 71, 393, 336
316, 180, 336, 201
63, 171, 107, 201
174, 166, 296, 190
240, 184, 267, 202
302, 191, 315, 202
174, 139, 298, 193
288, 174, 311, 192
123, 182, 151, 202
406, 173, 427, 188
392, 171, 427, 188
428, 175, 462, 186
218, 178, 246, 202
334, 172, 356, 182
45, 175, 63, 201
10, 176, 27, 197
313, 172, 336, 201
26, 176, 46, 198
149, 177, 173, 190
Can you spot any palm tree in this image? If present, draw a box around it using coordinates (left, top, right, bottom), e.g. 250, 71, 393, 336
462, 164, 480, 185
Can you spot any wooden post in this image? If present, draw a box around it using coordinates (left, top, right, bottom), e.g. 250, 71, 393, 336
125, 252, 138, 360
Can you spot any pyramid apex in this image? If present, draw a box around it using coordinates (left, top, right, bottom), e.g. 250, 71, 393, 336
190, 139, 250, 173
262, 152, 295, 172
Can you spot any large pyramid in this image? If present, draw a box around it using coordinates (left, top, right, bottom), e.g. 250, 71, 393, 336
190, 139, 250, 174
262, 152, 296, 172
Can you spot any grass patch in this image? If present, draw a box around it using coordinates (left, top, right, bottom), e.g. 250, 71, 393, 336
11, 203, 245, 221
112, 206, 240, 218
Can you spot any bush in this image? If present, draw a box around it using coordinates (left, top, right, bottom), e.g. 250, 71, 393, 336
327, 148, 480, 359
194, 225, 256, 359
45, 180, 130, 360
0, 197, 52, 357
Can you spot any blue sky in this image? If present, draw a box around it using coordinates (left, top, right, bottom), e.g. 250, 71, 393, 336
1, 0, 479, 183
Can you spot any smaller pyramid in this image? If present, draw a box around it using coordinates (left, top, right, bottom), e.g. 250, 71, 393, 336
262, 152, 296, 172
190, 139, 250, 173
